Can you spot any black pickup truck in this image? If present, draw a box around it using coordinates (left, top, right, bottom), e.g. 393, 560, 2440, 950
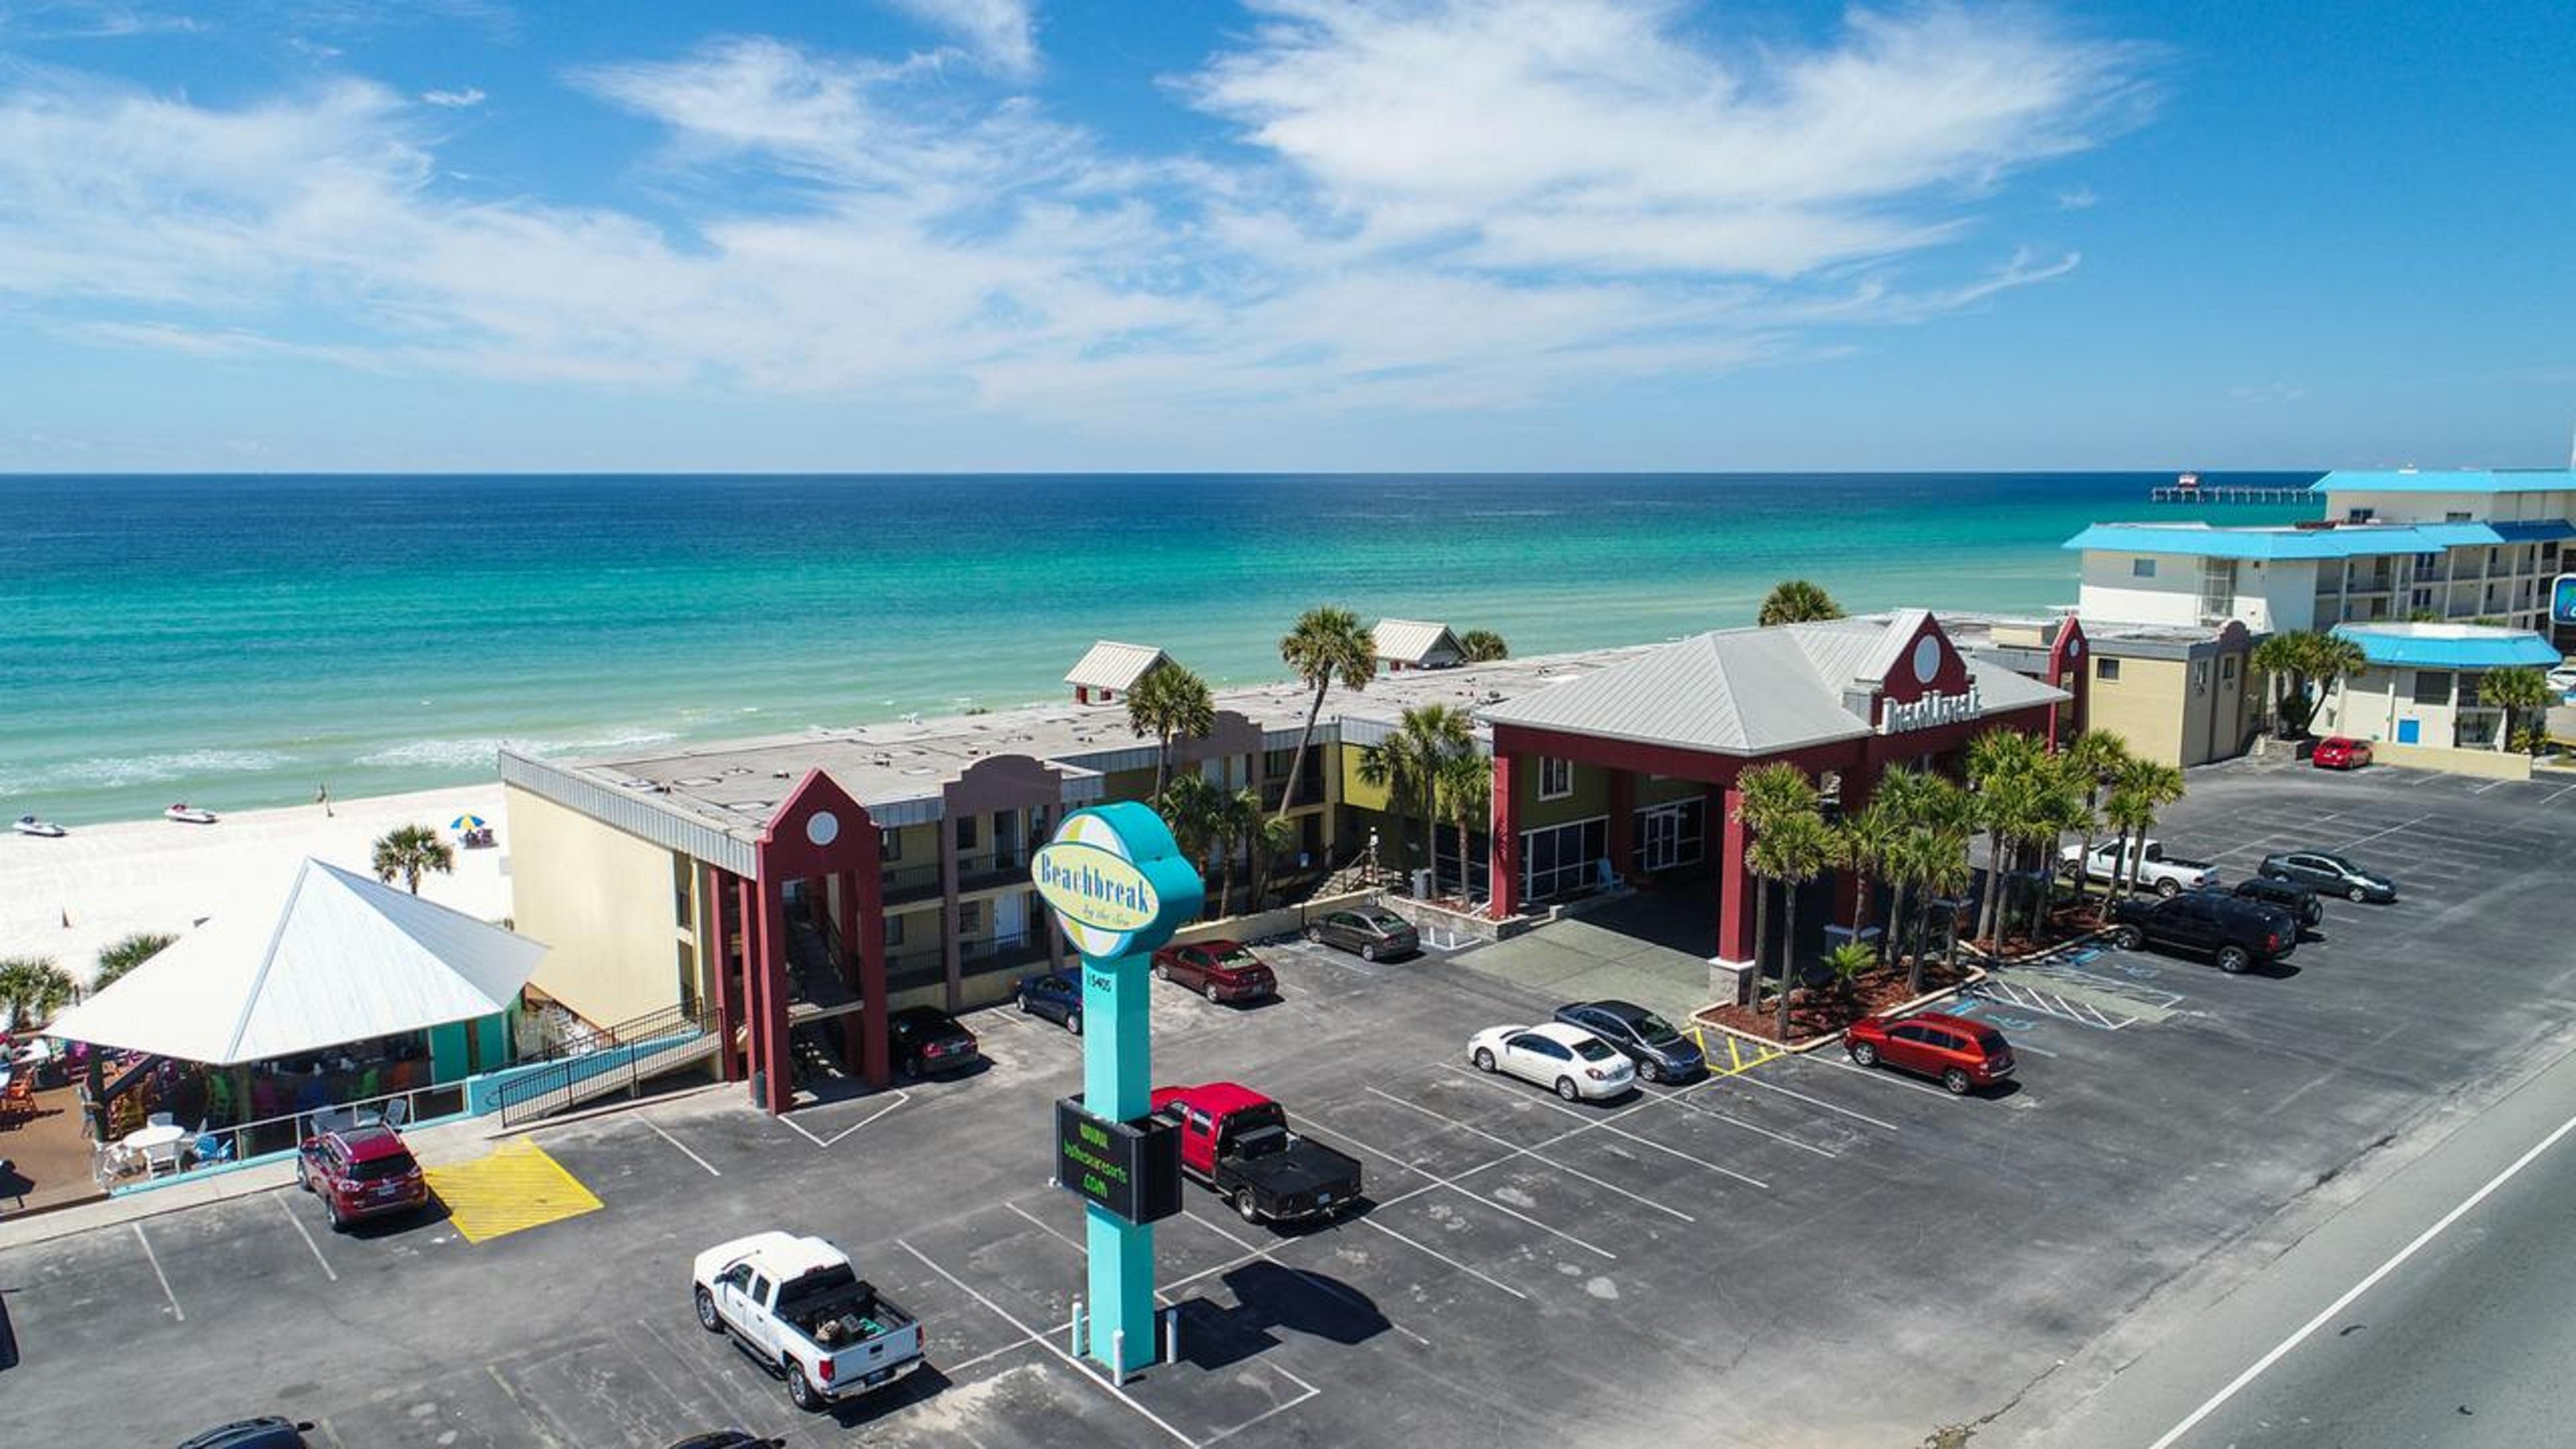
1152, 1082, 1364, 1224
2108, 892, 2299, 975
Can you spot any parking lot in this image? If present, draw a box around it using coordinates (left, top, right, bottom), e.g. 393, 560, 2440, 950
5, 757, 2575, 1447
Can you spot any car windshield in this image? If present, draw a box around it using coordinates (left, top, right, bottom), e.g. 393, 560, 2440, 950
1974, 1030, 2009, 1053
345, 1152, 415, 1181
1215, 948, 1263, 969
1571, 1037, 1618, 1062
1632, 1012, 1680, 1042
1364, 912, 1404, 930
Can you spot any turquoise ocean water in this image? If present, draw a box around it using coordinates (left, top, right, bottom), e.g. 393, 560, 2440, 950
0, 474, 2319, 824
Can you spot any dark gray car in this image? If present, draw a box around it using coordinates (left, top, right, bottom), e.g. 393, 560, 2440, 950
1306, 906, 1420, 961
1554, 1000, 1705, 1083
2259, 850, 2397, 904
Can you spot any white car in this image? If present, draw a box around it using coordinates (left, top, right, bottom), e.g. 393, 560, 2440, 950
2550, 665, 2576, 699
1468, 1021, 1636, 1102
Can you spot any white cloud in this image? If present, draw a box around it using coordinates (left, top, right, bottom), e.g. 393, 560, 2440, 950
0, 5, 2156, 433
2057, 184, 2098, 209
877, 0, 1038, 76
420, 87, 487, 109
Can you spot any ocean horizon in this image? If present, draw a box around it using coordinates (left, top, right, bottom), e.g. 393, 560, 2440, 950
0, 472, 2321, 824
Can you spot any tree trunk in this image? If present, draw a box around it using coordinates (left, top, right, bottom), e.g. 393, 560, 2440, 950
1907, 894, 1928, 996
1882, 878, 1910, 969
1775, 886, 1800, 1039
1752, 875, 1770, 998
1275, 686, 1327, 822
1849, 859, 1870, 935
1454, 815, 1473, 904
1218, 847, 1237, 921
1976, 830, 2003, 951
1152, 735, 1171, 801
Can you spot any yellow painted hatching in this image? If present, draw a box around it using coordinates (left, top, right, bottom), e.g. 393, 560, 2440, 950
423, 1140, 603, 1244
1688, 1024, 1786, 1078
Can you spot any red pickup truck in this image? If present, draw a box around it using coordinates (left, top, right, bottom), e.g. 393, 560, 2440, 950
1152, 1083, 1364, 1224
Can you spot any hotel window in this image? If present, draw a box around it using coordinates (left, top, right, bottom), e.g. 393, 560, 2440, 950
2446, 511, 2473, 523
2414, 551, 2441, 572
880, 828, 902, 862
2458, 674, 2483, 708
2346, 507, 2375, 523
2192, 659, 2210, 694
1522, 818, 1608, 902
955, 814, 979, 850
885, 913, 906, 948
1538, 756, 1574, 801
2130, 557, 2157, 578
2412, 671, 2452, 706
2221, 655, 2239, 683
2096, 658, 2122, 682
959, 900, 982, 934
1631, 799, 1706, 874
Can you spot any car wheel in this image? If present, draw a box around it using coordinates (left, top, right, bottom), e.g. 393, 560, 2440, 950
695, 1286, 720, 1333
902, 1057, 922, 1081
2348, 885, 2367, 904
2306, 906, 2323, 927
1304, 926, 1322, 944
1154, 961, 1171, 981
1941, 1068, 1972, 1096
2155, 878, 2180, 899
2216, 945, 2251, 975
786, 1362, 822, 1412
1017, 993, 1031, 1014
294, 1159, 311, 1193
1474, 1047, 1496, 1073
1205, 982, 1223, 1004
327, 1201, 347, 1234
1360, 943, 1379, 963
1555, 1076, 1581, 1103
1638, 1059, 1662, 1084
1234, 1189, 1260, 1224
2114, 925, 2145, 951
1065, 1011, 1081, 1036
1849, 1040, 1878, 1068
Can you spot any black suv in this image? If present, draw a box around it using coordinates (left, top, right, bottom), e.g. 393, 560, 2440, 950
2108, 892, 2298, 974
2259, 850, 2397, 904
2228, 876, 2322, 928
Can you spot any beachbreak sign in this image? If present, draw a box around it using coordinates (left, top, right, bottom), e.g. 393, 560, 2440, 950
1030, 801, 1204, 961
1880, 686, 1983, 734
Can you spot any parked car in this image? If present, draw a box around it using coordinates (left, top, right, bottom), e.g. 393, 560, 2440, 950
1150, 939, 1279, 1004
1552, 1000, 1705, 1083
1844, 1011, 2015, 1095
2108, 892, 2298, 974
663, 1435, 777, 1449
1013, 970, 1082, 1034
2227, 875, 2322, 927
2310, 736, 2373, 770
174, 1419, 313, 1449
887, 1005, 981, 1078
1307, 906, 1420, 962
294, 1122, 426, 1231
2547, 663, 2576, 698
2059, 837, 2218, 897
2259, 850, 2398, 904
1152, 1082, 1364, 1224
1468, 1022, 1635, 1102
692, 1232, 925, 1411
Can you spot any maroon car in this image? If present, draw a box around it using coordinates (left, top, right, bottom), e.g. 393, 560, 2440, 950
295, 1123, 427, 1230
1843, 1010, 2015, 1095
1150, 939, 1278, 1004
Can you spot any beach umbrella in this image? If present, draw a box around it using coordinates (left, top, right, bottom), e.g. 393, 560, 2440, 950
450, 814, 488, 832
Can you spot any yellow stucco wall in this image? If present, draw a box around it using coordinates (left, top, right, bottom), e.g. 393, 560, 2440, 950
506, 784, 690, 1030
2088, 657, 2188, 766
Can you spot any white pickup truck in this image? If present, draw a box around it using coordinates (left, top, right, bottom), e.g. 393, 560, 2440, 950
2058, 837, 2218, 898
692, 1232, 924, 1411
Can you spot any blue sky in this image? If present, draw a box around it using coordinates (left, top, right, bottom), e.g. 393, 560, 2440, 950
0, 0, 2569, 472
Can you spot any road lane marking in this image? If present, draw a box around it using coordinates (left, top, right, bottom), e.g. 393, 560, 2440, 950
643, 1118, 720, 1177
274, 1193, 339, 1281
2145, 1106, 2576, 1449
133, 1222, 182, 1322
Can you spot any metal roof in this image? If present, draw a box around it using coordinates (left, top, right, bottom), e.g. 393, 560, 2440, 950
2330, 623, 2563, 670
1477, 615, 2065, 756
1373, 619, 1462, 665
1063, 640, 1170, 692
2063, 519, 2575, 561
2312, 470, 2576, 495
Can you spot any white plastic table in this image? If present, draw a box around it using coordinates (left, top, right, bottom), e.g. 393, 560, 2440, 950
122, 1122, 191, 1173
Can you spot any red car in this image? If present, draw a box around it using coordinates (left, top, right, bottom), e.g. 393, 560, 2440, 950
1843, 1010, 2015, 1095
2311, 736, 2372, 770
295, 1123, 427, 1230
1149, 939, 1278, 1004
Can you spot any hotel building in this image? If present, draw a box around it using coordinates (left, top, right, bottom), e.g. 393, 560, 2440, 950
501, 610, 2076, 1114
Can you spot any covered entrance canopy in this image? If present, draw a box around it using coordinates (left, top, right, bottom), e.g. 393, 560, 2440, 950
44, 858, 548, 1065
1477, 610, 2077, 965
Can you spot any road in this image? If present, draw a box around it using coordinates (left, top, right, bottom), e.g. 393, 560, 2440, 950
2002, 1034, 2576, 1447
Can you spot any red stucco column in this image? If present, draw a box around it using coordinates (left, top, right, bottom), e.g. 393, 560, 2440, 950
1607, 768, 1635, 884
1488, 751, 1521, 920
1717, 784, 1756, 963
831, 871, 864, 1073
756, 874, 794, 1116
708, 866, 743, 1083
859, 863, 890, 1089
737, 875, 763, 1104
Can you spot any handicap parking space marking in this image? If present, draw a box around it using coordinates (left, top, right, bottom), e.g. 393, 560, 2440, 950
423, 1140, 604, 1245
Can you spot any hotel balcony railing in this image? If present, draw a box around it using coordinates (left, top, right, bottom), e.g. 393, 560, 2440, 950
961, 930, 1051, 974
884, 947, 947, 996
2347, 574, 2396, 594
880, 862, 943, 904
1260, 775, 1326, 812
956, 847, 1034, 896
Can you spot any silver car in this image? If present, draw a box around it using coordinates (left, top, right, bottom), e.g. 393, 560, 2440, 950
1305, 906, 1421, 961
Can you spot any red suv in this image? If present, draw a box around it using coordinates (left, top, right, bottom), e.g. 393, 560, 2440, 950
1150, 939, 1278, 1004
1844, 1010, 2015, 1095
295, 1124, 427, 1230
2311, 737, 2371, 770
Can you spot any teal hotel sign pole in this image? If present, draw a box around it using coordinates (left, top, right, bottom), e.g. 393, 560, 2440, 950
1032, 800, 1202, 1379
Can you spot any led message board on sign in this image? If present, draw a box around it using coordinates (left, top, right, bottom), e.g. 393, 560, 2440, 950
1054, 1096, 1182, 1225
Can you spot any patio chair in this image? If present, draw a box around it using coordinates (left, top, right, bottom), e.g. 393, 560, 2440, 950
380, 1097, 411, 1130
191, 1131, 234, 1166
142, 1137, 181, 1177
146, 1110, 175, 1129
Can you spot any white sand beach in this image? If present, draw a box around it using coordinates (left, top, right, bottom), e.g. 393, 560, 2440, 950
0, 784, 513, 987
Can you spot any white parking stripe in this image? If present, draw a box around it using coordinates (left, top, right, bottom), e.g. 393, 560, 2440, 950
2337, 813, 2432, 851
1654, 1092, 1838, 1157
1202, 1365, 1324, 1447
1728, 1071, 1903, 1132
1369, 1087, 1696, 1221
643, 1118, 720, 1177
1424, 1067, 1772, 1189
1178, 1208, 1435, 1348
133, 1222, 182, 1322
1354, 1217, 1532, 1301
1806, 1053, 1960, 1100
274, 1193, 339, 1281
1301, 1105, 1618, 1258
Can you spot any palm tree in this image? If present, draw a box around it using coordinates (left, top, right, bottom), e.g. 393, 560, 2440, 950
1735, 762, 1820, 985
1209, 786, 1263, 918
2061, 729, 2133, 899
1436, 749, 1491, 903
2023, 755, 2094, 946
1823, 941, 1876, 1008
1126, 663, 1216, 800
1904, 828, 1975, 992
1758, 578, 1845, 626
2103, 757, 2186, 898
1966, 729, 2045, 949
1255, 814, 1301, 911
93, 931, 176, 991
0, 955, 78, 1030
1155, 773, 1226, 914
372, 824, 457, 896
1834, 796, 1904, 944
2481, 665, 2555, 753
1275, 608, 1376, 823
1750, 812, 1835, 1039
2251, 630, 2366, 739
1356, 704, 1475, 874
1457, 629, 1509, 663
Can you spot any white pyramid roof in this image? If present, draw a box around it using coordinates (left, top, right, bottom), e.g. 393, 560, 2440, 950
45, 859, 548, 1065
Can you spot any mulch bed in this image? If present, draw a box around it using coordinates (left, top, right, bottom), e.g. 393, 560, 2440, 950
1697, 957, 1980, 1048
